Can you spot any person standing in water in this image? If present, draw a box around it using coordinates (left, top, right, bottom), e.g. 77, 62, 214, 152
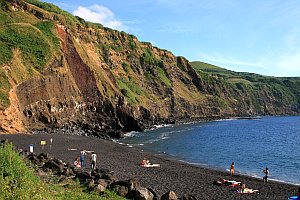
263, 167, 269, 182
230, 162, 235, 176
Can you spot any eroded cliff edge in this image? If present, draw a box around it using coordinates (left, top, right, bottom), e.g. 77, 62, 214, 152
1, 0, 300, 136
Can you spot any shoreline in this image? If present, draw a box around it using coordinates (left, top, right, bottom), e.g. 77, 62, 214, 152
0, 132, 299, 199
121, 141, 300, 187
121, 116, 300, 187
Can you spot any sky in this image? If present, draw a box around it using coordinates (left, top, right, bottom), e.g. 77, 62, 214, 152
42, 0, 300, 77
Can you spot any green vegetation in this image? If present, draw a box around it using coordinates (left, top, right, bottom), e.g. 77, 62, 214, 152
128, 34, 137, 50
191, 60, 300, 111
156, 66, 171, 87
0, 69, 11, 108
0, 141, 125, 200
140, 48, 157, 66
117, 78, 146, 104
25, 0, 80, 28
0, 142, 49, 199
0, 24, 51, 70
122, 62, 131, 73
139, 48, 172, 87
35, 21, 60, 53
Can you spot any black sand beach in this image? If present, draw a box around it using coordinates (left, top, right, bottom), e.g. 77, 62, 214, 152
0, 133, 298, 199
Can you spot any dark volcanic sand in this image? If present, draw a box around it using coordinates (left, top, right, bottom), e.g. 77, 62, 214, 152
0, 133, 298, 200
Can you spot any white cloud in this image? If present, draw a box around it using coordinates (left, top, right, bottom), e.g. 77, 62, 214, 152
199, 53, 265, 69
158, 24, 194, 33
276, 52, 300, 74
197, 52, 300, 77
73, 5, 126, 30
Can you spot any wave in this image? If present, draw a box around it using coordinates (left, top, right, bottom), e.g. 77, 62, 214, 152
154, 124, 173, 128
214, 118, 237, 122
123, 131, 139, 138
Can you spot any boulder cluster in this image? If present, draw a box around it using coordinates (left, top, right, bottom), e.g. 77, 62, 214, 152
20, 150, 197, 200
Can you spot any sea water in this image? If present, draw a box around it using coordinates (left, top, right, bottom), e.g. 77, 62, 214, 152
121, 116, 300, 185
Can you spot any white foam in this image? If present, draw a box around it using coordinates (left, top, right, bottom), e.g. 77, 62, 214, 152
154, 124, 172, 128
124, 131, 138, 137
214, 118, 236, 122
67, 148, 77, 151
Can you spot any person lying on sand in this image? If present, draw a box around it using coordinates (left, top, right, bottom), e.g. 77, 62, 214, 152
213, 178, 241, 187
139, 158, 160, 167
234, 184, 259, 194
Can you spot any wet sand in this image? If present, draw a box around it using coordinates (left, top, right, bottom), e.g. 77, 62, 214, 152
0, 133, 298, 199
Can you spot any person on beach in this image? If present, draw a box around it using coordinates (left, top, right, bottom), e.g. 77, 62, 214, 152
74, 157, 81, 168
91, 151, 97, 170
140, 158, 150, 166
80, 149, 86, 168
263, 167, 269, 182
241, 183, 246, 193
230, 162, 235, 176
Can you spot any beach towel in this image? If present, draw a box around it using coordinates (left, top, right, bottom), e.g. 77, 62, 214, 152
225, 180, 241, 187
140, 163, 160, 168
236, 188, 259, 194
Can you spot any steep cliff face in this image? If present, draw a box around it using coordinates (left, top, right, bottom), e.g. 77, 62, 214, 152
1, 0, 300, 135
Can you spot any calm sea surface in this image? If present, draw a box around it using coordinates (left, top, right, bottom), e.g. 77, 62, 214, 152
121, 116, 300, 185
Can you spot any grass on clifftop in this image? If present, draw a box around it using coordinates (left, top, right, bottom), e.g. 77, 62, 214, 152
0, 141, 125, 200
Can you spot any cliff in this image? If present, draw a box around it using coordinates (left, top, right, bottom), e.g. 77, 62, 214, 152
1, 0, 300, 136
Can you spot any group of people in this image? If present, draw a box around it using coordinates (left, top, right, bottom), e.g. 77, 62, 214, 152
230, 162, 269, 182
74, 149, 97, 170
213, 178, 259, 194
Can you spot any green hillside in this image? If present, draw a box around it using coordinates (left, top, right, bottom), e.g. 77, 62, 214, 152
1, 0, 300, 134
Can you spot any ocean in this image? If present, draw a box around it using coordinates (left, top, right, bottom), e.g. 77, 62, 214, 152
120, 116, 300, 185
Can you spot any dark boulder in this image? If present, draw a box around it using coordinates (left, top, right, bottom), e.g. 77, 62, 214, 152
148, 188, 158, 200
111, 184, 129, 197
37, 153, 48, 160
75, 171, 92, 183
110, 179, 140, 198
94, 178, 108, 192
27, 153, 40, 166
182, 194, 197, 200
42, 158, 64, 175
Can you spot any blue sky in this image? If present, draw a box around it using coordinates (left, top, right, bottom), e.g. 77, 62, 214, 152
43, 0, 300, 77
